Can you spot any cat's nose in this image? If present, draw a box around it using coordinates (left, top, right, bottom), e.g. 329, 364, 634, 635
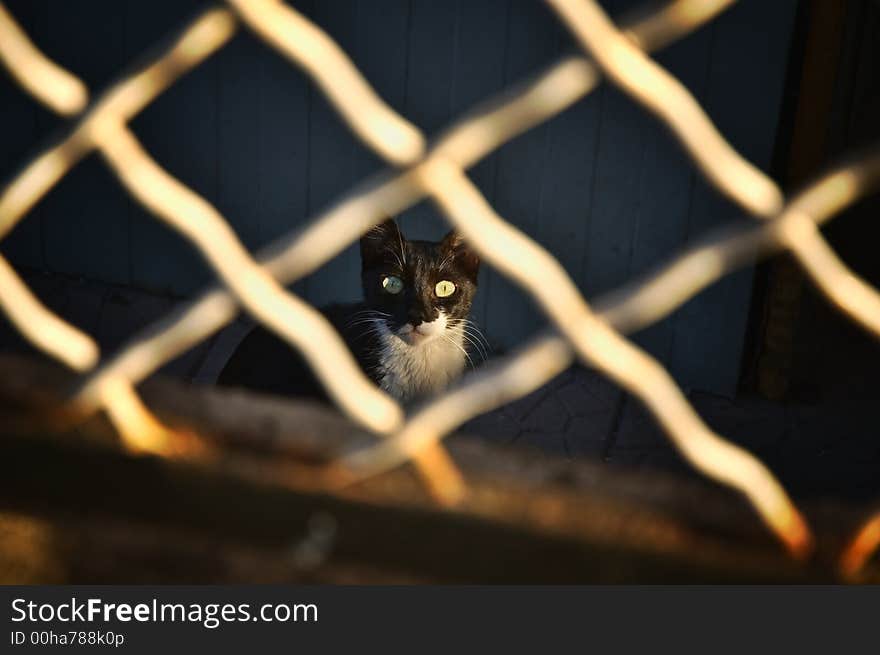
407, 307, 431, 326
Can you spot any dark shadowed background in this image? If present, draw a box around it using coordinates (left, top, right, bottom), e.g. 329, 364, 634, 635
0, 0, 801, 396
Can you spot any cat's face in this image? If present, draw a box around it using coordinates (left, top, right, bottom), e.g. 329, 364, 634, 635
359, 220, 479, 347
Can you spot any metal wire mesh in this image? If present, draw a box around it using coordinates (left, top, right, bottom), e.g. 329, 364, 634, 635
1, 0, 879, 575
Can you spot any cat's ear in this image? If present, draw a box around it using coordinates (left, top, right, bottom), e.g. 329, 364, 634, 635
360, 219, 404, 269
440, 230, 480, 283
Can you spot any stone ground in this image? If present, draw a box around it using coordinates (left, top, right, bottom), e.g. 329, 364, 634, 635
3, 269, 878, 502
466, 366, 880, 501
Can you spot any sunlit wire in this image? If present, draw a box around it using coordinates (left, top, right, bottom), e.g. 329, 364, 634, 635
1, 0, 880, 566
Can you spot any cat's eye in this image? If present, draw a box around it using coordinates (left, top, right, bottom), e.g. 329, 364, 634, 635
382, 275, 404, 294
435, 280, 456, 298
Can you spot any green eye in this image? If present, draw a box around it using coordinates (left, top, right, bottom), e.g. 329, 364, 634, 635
382, 275, 404, 294
435, 280, 456, 298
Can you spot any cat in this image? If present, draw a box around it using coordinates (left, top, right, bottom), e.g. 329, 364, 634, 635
218, 219, 484, 404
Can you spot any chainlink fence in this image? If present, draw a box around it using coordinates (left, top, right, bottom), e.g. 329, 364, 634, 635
1, 0, 879, 577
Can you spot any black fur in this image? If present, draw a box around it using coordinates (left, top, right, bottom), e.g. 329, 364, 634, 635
218, 219, 480, 401
359, 220, 479, 332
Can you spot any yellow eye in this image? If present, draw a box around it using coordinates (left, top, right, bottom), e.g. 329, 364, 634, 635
382, 275, 403, 294
435, 280, 456, 298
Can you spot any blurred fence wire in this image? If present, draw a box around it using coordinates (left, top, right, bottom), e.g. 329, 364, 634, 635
1, 0, 879, 573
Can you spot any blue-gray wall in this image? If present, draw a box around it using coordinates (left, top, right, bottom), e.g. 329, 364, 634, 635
0, 0, 798, 395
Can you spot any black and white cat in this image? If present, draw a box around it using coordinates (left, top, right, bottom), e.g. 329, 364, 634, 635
218, 219, 484, 404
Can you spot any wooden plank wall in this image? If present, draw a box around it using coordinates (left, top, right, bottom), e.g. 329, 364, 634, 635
0, 0, 798, 395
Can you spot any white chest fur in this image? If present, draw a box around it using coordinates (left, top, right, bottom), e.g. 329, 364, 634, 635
376, 319, 467, 402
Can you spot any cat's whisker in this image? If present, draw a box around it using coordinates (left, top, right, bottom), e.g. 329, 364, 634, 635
439, 331, 475, 371
437, 252, 455, 273
382, 245, 405, 271
345, 312, 391, 329
446, 321, 482, 354
450, 319, 490, 350
347, 318, 386, 328
456, 330, 488, 363
359, 321, 389, 335
348, 316, 391, 345
447, 319, 490, 361
396, 228, 407, 267
353, 325, 385, 337
451, 319, 489, 345
347, 309, 390, 318
463, 332, 490, 361
461, 334, 488, 363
